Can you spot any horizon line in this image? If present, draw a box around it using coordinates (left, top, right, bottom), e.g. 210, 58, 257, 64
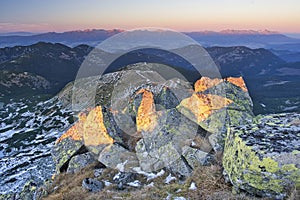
1, 28, 300, 35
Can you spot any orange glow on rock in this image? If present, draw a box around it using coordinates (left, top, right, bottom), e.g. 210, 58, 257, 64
56, 112, 87, 144
179, 93, 233, 122
136, 89, 157, 132
194, 77, 223, 92
83, 106, 114, 146
225, 77, 248, 92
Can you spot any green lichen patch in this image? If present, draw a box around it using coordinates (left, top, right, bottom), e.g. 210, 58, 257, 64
223, 113, 300, 199
51, 137, 85, 173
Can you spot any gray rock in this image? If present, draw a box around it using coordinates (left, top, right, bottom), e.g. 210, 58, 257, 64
67, 152, 97, 173
135, 108, 199, 175
82, 178, 104, 192
182, 146, 209, 169
155, 86, 180, 110
98, 144, 140, 172
51, 137, 84, 173
166, 157, 192, 177
94, 168, 104, 178
110, 68, 193, 136
223, 113, 300, 199
113, 172, 136, 190
204, 80, 253, 113
15, 180, 37, 200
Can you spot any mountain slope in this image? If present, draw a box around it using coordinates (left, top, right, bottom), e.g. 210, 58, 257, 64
0, 42, 298, 114
0, 42, 92, 98
206, 46, 285, 76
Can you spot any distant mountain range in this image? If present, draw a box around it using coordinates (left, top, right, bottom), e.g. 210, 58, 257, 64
0, 29, 300, 52
0, 42, 299, 114
0, 31, 38, 36
0, 29, 123, 48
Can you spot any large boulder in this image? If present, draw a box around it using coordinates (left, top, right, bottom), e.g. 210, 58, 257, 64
131, 88, 209, 176
177, 76, 254, 151
67, 152, 97, 173
109, 69, 191, 135
82, 106, 114, 155
98, 143, 140, 172
52, 112, 87, 172
223, 113, 300, 199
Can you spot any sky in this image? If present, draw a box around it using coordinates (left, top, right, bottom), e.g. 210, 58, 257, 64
1, 0, 300, 33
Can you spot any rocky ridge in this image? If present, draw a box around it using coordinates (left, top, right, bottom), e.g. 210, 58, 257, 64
48, 69, 299, 199
1, 67, 298, 200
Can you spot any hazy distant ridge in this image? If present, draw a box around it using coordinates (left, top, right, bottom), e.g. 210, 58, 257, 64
0, 29, 300, 51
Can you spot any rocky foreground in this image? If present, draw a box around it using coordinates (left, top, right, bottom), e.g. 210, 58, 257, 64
1, 67, 299, 200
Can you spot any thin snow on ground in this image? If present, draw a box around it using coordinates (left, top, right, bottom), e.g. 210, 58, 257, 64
165, 173, 177, 184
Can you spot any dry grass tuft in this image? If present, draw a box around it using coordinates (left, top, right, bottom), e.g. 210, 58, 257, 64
42, 164, 274, 200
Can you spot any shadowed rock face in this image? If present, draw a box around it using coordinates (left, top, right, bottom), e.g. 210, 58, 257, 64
52, 112, 87, 172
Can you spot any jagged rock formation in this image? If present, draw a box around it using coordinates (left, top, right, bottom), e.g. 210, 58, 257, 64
51, 68, 299, 199
177, 76, 254, 152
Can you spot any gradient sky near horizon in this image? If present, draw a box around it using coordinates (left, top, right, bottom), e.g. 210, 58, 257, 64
1, 0, 300, 33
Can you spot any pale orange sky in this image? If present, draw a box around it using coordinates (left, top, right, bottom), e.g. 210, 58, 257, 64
1, 0, 299, 33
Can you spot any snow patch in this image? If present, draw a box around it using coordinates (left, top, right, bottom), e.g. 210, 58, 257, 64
127, 180, 141, 187
260, 103, 266, 108
165, 173, 176, 184
189, 182, 197, 190
133, 167, 165, 181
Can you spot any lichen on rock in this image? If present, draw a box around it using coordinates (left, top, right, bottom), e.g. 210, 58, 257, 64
98, 144, 140, 172
52, 112, 87, 173
67, 152, 98, 173
177, 76, 253, 152
223, 113, 300, 199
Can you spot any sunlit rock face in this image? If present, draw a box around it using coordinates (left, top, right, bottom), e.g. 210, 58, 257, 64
178, 93, 233, 123
223, 113, 300, 199
55, 112, 87, 144
83, 106, 114, 154
177, 76, 254, 152
194, 77, 223, 92
136, 89, 158, 132
225, 77, 248, 92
